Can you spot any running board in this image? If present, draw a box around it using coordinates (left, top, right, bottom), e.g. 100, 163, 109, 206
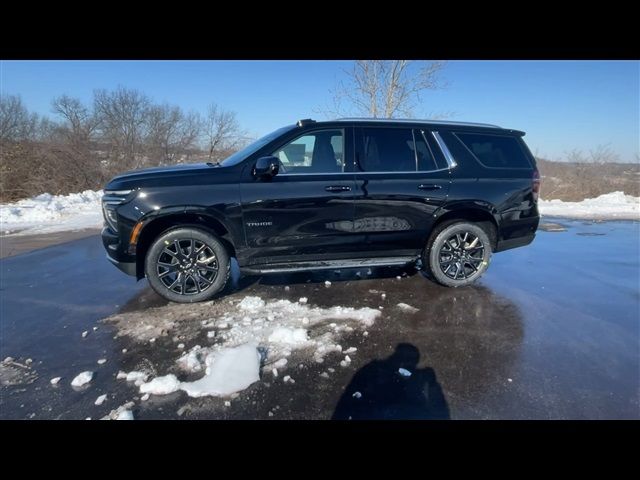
240, 256, 418, 275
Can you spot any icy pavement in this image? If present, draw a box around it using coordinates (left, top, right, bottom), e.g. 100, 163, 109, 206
1, 220, 639, 419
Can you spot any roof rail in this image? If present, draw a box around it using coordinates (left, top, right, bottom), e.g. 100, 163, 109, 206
297, 118, 316, 127
333, 117, 501, 128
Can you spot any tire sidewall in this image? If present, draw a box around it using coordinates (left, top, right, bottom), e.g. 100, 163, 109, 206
427, 222, 492, 287
145, 227, 230, 303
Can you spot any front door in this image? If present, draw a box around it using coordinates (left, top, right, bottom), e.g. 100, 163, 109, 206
353, 126, 451, 256
240, 128, 359, 266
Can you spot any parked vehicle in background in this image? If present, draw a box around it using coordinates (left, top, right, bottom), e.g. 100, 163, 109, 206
101, 118, 540, 303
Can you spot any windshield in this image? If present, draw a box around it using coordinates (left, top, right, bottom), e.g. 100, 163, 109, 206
218, 125, 296, 167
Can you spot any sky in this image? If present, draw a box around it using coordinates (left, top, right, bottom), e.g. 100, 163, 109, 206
1, 60, 638, 162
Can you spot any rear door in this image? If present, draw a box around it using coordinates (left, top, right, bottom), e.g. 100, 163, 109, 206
353, 126, 451, 256
239, 127, 359, 265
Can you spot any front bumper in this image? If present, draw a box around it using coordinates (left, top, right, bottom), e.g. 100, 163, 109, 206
102, 226, 137, 277
106, 252, 137, 276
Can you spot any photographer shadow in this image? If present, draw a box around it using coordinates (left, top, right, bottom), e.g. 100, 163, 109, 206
332, 343, 450, 420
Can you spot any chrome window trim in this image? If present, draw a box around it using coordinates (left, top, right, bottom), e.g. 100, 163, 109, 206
277, 167, 450, 177
430, 131, 458, 169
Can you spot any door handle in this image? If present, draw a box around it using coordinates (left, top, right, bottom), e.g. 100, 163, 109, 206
418, 184, 442, 191
325, 185, 351, 192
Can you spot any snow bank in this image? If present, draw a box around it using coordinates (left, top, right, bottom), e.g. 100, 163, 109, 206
539, 192, 640, 220
180, 344, 261, 398
0, 190, 103, 235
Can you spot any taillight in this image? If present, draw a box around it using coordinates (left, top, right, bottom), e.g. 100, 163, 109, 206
532, 168, 541, 202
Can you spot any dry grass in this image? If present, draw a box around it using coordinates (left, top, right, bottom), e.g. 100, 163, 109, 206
537, 158, 640, 201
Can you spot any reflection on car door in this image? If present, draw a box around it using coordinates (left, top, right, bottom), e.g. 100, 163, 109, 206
240, 128, 359, 266
353, 126, 451, 256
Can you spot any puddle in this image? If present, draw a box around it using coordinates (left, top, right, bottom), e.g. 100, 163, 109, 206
539, 222, 568, 232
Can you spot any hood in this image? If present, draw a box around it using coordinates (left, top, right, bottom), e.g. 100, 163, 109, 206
105, 162, 224, 190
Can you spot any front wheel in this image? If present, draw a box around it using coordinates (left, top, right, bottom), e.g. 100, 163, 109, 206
145, 227, 230, 303
424, 222, 492, 288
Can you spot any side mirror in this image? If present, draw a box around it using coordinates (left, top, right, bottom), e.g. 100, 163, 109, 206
253, 156, 279, 179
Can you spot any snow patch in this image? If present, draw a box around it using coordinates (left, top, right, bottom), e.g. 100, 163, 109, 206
116, 410, 134, 420
140, 374, 181, 395
397, 303, 419, 313
398, 368, 412, 377
268, 327, 309, 345
71, 371, 93, 387
95, 394, 107, 406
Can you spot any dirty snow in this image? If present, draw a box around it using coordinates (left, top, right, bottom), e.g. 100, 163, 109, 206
539, 191, 640, 220
94, 394, 107, 406
70, 371, 93, 387
106, 294, 382, 398
180, 344, 261, 398
139, 374, 181, 395
0, 190, 104, 235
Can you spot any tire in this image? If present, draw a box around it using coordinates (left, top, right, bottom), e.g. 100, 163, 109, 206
145, 227, 231, 303
424, 221, 492, 288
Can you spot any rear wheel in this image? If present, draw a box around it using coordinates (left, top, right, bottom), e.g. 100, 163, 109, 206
145, 227, 230, 303
424, 221, 492, 287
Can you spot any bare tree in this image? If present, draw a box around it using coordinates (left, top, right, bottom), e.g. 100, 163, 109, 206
146, 105, 202, 164
0, 94, 38, 142
93, 86, 151, 170
51, 94, 98, 145
203, 103, 244, 161
328, 60, 447, 118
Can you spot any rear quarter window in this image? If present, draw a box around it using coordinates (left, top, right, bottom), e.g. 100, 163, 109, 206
454, 132, 532, 169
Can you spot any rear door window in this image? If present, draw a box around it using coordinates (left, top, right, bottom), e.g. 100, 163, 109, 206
359, 128, 416, 172
454, 132, 531, 169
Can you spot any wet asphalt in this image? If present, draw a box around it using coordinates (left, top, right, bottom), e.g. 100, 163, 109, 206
0, 219, 638, 420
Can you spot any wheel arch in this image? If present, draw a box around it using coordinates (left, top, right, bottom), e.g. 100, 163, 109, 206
134, 212, 236, 280
428, 204, 500, 249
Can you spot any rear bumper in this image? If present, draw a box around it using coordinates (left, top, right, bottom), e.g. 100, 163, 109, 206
495, 233, 536, 252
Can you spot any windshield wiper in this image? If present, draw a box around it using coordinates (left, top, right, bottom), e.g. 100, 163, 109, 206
206, 161, 220, 167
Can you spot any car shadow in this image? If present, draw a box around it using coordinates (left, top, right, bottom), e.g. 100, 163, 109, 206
332, 343, 450, 420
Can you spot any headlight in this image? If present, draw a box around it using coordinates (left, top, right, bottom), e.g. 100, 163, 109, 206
102, 202, 119, 232
101, 190, 132, 232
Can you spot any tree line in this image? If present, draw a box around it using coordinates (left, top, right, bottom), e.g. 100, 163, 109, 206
0, 87, 247, 201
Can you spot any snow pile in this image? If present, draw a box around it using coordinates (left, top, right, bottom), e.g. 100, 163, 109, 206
179, 344, 261, 398
0, 190, 103, 235
186, 296, 380, 367
539, 192, 640, 220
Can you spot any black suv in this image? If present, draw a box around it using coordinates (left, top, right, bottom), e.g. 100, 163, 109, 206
101, 118, 540, 303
